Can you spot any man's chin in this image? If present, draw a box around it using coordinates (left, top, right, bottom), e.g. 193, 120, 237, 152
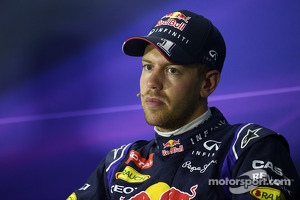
144, 114, 163, 127
144, 113, 172, 128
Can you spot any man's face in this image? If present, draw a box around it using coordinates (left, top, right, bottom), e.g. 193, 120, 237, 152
139, 45, 207, 132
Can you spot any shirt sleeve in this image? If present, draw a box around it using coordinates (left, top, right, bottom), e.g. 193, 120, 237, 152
66, 143, 132, 200
66, 158, 109, 200
230, 135, 300, 200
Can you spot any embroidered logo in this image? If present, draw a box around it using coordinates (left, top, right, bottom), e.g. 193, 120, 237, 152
203, 140, 221, 151
250, 187, 286, 200
125, 150, 154, 169
241, 128, 261, 148
115, 166, 150, 183
162, 139, 184, 156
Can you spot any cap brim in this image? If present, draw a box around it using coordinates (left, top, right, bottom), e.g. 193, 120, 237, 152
122, 36, 197, 65
122, 36, 150, 56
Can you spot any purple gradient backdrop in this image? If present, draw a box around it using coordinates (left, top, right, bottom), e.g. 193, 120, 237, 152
0, 1, 299, 199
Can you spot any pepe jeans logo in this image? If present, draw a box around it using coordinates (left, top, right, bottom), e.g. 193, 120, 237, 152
182, 160, 217, 173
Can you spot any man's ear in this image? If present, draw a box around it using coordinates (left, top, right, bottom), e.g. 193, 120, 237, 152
200, 70, 220, 98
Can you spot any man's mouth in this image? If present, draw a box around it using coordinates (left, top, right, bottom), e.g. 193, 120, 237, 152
145, 97, 165, 108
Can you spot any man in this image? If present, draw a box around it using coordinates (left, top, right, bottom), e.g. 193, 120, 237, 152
67, 10, 299, 200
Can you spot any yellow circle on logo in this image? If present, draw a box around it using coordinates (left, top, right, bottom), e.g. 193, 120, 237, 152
145, 182, 170, 200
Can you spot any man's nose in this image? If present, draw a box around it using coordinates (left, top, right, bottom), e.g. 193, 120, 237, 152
147, 70, 163, 91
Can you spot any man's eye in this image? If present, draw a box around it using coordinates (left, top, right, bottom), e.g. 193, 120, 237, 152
143, 65, 153, 71
167, 68, 178, 74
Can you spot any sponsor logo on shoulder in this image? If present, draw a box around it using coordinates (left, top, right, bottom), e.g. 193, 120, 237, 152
125, 150, 154, 169
241, 128, 261, 148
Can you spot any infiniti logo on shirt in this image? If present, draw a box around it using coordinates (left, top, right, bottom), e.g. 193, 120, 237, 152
203, 140, 222, 151
191, 140, 222, 157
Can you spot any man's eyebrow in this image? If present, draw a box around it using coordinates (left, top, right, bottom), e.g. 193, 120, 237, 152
141, 58, 151, 63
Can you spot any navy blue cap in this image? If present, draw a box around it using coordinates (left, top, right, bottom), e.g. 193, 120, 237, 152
122, 10, 226, 72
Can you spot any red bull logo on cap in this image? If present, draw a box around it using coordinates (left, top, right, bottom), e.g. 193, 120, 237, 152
162, 139, 184, 156
164, 12, 191, 23
120, 182, 198, 200
155, 11, 191, 31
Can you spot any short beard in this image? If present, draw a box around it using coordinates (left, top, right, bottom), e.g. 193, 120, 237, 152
143, 95, 202, 132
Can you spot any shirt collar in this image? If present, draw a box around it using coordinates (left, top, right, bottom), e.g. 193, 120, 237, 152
155, 108, 212, 137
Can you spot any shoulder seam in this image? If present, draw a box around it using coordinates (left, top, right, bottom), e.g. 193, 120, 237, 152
105, 143, 132, 172
232, 123, 253, 160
